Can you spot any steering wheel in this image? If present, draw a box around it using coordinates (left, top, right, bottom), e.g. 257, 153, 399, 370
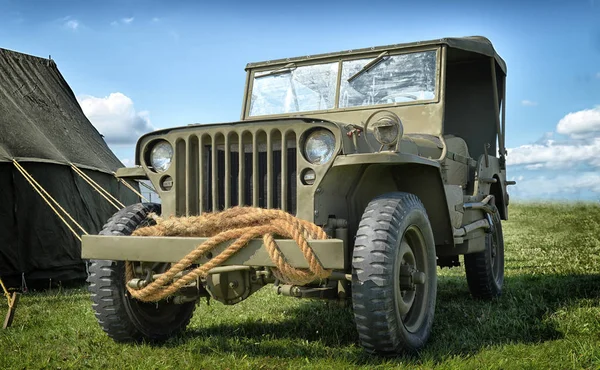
376, 93, 418, 104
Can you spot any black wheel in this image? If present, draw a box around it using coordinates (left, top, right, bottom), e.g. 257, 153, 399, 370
464, 205, 504, 299
352, 192, 437, 355
87, 203, 196, 342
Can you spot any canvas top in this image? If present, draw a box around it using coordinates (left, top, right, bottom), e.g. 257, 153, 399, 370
246, 36, 506, 74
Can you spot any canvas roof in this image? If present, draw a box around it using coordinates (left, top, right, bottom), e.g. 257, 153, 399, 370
246, 36, 507, 74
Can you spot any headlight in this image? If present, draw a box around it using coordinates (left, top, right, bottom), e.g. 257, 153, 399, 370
366, 110, 403, 148
150, 141, 173, 172
373, 116, 402, 146
304, 129, 336, 165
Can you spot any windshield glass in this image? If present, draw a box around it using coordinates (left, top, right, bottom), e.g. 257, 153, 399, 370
249, 63, 338, 117
340, 51, 437, 108
248, 50, 437, 117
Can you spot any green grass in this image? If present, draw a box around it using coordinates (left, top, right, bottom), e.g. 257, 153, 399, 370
1, 203, 599, 369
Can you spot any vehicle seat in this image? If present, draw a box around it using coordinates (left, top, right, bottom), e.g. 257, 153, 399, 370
402, 134, 471, 187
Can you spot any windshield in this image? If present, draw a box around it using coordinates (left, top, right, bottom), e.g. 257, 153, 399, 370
248, 50, 438, 117
249, 63, 338, 117
340, 51, 437, 108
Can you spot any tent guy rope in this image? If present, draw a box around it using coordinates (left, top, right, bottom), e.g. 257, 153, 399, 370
13, 160, 148, 243
0, 278, 19, 329
12, 160, 87, 241
70, 164, 124, 210
136, 179, 157, 194
116, 176, 149, 202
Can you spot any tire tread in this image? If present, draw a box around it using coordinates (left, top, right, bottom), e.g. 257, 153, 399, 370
87, 203, 195, 342
352, 192, 437, 355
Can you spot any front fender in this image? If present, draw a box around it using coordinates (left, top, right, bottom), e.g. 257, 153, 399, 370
317, 153, 454, 248
115, 166, 148, 180
332, 152, 441, 168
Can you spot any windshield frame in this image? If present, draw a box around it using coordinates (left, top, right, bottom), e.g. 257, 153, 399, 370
242, 45, 441, 120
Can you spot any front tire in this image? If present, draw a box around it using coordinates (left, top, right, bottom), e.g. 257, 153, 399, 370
464, 205, 505, 299
352, 193, 437, 355
87, 203, 196, 342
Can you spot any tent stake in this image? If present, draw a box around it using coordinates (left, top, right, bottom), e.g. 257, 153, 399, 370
3, 292, 19, 329
1, 278, 19, 329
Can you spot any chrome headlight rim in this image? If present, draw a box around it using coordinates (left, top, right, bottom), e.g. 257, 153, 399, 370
303, 129, 336, 165
149, 140, 173, 173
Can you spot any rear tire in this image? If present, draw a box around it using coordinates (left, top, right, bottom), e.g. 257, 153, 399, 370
87, 203, 196, 342
352, 193, 437, 355
464, 205, 504, 299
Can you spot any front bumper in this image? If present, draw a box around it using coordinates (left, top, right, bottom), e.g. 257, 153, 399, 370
81, 235, 345, 270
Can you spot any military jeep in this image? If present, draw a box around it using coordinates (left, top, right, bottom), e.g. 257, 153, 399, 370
83, 36, 512, 354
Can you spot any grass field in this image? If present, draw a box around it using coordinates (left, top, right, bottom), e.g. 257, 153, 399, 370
1, 203, 599, 369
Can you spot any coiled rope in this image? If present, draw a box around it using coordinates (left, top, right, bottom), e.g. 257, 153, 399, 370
126, 207, 331, 302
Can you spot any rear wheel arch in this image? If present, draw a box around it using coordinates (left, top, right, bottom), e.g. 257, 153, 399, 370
474, 155, 507, 221
490, 174, 507, 220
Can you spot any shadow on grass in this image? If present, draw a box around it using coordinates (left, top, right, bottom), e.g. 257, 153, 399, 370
161, 272, 600, 365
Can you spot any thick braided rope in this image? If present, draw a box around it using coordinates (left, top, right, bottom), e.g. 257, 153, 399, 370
126, 207, 330, 302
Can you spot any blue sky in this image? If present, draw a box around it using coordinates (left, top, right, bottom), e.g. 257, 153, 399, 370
1, 0, 599, 200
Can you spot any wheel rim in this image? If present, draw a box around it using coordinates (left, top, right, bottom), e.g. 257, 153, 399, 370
124, 262, 181, 326
394, 225, 429, 333
489, 221, 502, 286
124, 214, 184, 326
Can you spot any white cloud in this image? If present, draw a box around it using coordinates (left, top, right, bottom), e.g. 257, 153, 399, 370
111, 17, 135, 26
507, 138, 600, 169
556, 106, 600, 139
521, 100, 538, 106
534, 131, 553, 144
64, 19, 79, 30
507, 106, 600, 171
524, 163, 544, 170
77, 93, 154, 145
507, 105, 600, 200
152, 17, 160, 22
509, 172, 600, 198
596, 72, 600, 79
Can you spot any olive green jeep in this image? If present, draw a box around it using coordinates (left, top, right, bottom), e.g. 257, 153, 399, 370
83, 36, 513, 354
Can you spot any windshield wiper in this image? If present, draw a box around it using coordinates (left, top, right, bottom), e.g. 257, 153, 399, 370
255, 63, 297, 79
347, 51, 389, 82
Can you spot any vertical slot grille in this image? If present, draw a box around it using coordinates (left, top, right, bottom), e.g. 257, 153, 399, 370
176, 129, 297, 215
175, 139, 187, 216
187, 136, 199, 216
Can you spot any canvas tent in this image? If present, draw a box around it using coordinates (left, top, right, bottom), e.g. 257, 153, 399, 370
0, 47, 139, 288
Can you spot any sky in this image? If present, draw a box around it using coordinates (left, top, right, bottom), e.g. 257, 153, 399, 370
1, 0, 599, 201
